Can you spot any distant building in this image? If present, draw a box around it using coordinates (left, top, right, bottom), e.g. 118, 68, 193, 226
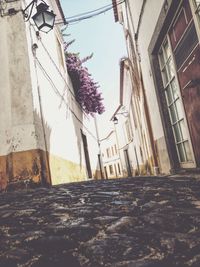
0, 0, 100, 190
113, 0, 200, 174
111, 58, 154, 176
100, 131, 123, 179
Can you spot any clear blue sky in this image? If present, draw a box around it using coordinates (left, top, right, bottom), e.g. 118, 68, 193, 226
60, 0, 127, 138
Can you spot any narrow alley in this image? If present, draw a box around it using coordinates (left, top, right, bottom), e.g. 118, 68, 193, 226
0, 175, 200, 267
1, 1, 200, 266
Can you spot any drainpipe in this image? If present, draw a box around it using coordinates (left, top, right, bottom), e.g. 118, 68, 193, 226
94, 116, 104, 179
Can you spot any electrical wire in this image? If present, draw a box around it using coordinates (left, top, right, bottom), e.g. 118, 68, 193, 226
64, 2, 117, 20
35, 56, 98, 141
55, 0, 125, 25
67, 0, 125, 24
27, 21, 97, 140
31, 25, 89, 116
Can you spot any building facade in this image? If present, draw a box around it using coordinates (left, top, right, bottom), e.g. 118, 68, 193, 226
113, 0, 200, 174
0, 0, 100, 190
100, 130, 123, 179
111, 58, 155, 176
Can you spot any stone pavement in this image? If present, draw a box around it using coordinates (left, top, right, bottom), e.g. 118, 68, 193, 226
0, 176, 200, 267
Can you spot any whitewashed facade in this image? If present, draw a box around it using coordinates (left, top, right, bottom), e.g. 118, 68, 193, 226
113, 0, 200, 174
100, 130, 123, 179
111, 58, 154, 176
0, 0, 100, 190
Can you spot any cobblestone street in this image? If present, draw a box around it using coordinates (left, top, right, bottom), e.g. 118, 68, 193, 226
1, 176, 200, 267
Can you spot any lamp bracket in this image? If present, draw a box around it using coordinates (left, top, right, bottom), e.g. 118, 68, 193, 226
22, 0, 37, 21
22, 0, 48, 21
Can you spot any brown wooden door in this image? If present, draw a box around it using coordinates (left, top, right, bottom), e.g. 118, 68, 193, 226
169, 0, 200, 166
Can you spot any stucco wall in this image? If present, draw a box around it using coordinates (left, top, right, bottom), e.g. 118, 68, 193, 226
135, 0, 170, 173
100, 131, 123, 179
25, 11, 100, 184
120, 0, 171, 174
116, 65, 153, 176
0, 0, 100, 189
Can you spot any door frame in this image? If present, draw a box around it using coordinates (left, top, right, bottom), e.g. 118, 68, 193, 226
124, 149, 132, 177
148, 0, 198, 171
81, 130, 92, 179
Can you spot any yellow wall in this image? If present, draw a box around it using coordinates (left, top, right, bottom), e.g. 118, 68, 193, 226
49, 153, 87, 185
0, 149, 97, 191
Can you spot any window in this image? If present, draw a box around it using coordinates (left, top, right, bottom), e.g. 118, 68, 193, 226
111, 146, 114, 156
194, 0, 200, 18
174, 22, 198, 70
106, 148, 111, 158
158, 38, 192, 163
114, 144, 117, 155
117, 163, 121, 174
109, 165, 114, 175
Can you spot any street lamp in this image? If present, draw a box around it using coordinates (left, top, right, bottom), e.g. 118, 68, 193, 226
113, 116, 118, 125
112, 111, 129, 125
23, 0, 56, 33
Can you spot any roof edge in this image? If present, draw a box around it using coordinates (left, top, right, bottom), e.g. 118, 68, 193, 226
55, 0, 67, 24
112, 0, 119, 22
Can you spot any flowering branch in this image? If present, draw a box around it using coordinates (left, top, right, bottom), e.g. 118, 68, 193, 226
64, 45, 105, 115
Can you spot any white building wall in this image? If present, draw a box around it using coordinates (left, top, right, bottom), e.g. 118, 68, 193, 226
24, 6, 100, 183
115, 65, 151, 176
116, 0, 171, 174
123, 0, 164, 141
100, 131, 123, 179
136, 0, 165, 139
0, 0, 100, 189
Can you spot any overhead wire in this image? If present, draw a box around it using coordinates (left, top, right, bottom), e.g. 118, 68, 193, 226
35, 56, 98, 141
64, 2, 116, 20
28, 23, 97, 140
25, 1, 125, 139
55, 0, 125, 25
30, 25, 88, 116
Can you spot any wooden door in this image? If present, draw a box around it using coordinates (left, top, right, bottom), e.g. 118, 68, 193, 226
169, 0, 200, 166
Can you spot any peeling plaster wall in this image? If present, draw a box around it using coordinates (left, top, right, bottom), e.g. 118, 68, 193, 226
0, 1, 40, 189
0, 0, 99, 190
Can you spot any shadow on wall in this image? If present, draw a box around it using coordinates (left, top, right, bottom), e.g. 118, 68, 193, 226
71, 104, 84, 175
94, 156, 103, 180
33, 109, 52, 185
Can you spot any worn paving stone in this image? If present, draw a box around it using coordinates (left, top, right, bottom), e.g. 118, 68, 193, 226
1, 176, 200, 266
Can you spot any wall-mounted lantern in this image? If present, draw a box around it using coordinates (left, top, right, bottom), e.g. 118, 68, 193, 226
112, 110, 129, 125
113, 116, 118, 125
23, 0, 56, 33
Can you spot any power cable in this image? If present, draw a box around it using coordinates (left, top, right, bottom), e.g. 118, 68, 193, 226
28, 22, 97, 139
35, 56, 98, 141
64, 2, 116, 20
30, 25, 89, 116
56, 0, 125, 25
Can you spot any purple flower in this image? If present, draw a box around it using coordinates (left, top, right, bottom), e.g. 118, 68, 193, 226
65, 52, 105, 115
